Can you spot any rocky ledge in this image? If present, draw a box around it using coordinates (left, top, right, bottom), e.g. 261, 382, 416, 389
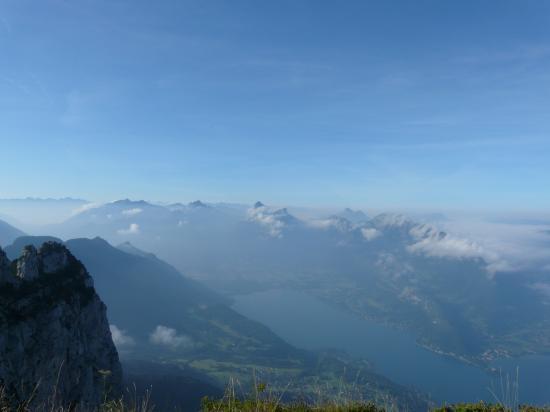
0, 241, 122, 409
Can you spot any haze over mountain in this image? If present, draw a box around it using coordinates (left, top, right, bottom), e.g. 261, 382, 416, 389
2, 0, 550, 408
14, 199, 540, 365
0, 198, 90, 229
4, 234, 428, 410
0, 218, 25, 247
5, 197, 550, 403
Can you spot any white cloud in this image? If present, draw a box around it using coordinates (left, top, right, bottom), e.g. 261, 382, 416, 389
372, 213, 411, 228
307, 217, 353, 232
247, 206, 285, 238
408, 234, 485, 259
110, 325, 135, 347
307, 219, 335, 230
361, 228, 381, 241
441, 218, 550, 273
117, 223, 140, 235
71, 202, 103, 216
149, 325, 193, 349
122, 208, 143, 216
406, 223, 511, 275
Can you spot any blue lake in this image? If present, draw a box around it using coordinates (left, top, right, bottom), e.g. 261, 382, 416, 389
231, 289, 550, 405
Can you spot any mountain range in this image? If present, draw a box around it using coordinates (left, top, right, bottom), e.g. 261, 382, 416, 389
0, 198, 89, 229
4, 234, 428, 411
4, 198, 550, 404
0, 218, 25, 246
20, 199, 547, 364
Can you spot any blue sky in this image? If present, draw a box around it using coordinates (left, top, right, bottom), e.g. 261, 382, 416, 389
1, 0, 549, 210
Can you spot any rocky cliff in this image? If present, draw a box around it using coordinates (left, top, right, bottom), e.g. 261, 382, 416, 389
0, 241, 122, 409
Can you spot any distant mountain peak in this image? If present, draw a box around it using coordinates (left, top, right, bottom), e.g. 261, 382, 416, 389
337, 208, 368, 224
0, 197, 88, 203
273, 208, 297, 221
188, 200, 208, 208
91, 236, 111, 245
272, 208, 300, 226
310, 215, 354, 232
112, 198, 132, 204
117, 241, 156, 259
371, 213, 412, 228
247, 204, 301, 237
254, 201, 265, 209
111, 199, 151, 207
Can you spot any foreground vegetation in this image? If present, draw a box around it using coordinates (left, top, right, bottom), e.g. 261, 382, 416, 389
200, 402, 550, 412
3, 381, 550, 412
201, 399, 385, 412
2, 396, 550, 412
432, 404, 550, 412
201, 395, 550, 412
199, 380, 550, 412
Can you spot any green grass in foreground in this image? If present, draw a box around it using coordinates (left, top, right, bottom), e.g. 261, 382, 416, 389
201, 398, 384, 412
432, 403, 550, 412
200, 381, 550, 412
3, 395, 550, 412
201, 400, 550, 412
3, 380, 550, 412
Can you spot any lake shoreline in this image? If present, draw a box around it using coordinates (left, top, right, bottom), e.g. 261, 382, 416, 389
230, 288, 550, 405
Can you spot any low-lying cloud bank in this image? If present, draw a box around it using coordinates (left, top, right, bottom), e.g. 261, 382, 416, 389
122, 208, 143, 216
247, 205, 285, 237
407, 225, 510, 275
117, 223, 140, 235
361, 227, 381, 241
432, 218, 550, 274
149, 325, 193, 349
19, 197, 550, 278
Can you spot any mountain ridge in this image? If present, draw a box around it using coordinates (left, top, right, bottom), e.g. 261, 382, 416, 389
0, 219, 25, 247
0, 241, 122, 409
4, 235, 429, 411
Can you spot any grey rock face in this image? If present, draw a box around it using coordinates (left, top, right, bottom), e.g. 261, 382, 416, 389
0, 247, 14, 284
40, 242, 70, 274
16, 245, 39, 280
0, 242, 122, 409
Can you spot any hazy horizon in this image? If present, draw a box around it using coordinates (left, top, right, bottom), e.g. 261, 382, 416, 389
2, 2, 550, 408
2, 195, 550, 215
2, 195, 550, 278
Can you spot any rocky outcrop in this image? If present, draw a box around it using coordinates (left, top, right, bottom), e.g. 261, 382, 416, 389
0, 248, 14, 285
16, 245, 39, 280
0, 241, 122, 409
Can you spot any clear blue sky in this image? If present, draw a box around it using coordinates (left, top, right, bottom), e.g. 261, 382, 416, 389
1, 0, 549, 210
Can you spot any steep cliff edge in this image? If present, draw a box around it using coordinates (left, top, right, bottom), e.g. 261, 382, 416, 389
0, 241, 122, 409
